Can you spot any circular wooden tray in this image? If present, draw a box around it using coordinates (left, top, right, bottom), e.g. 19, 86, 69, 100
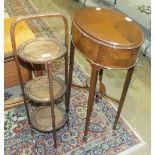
31, 105, 67, 132
24, 76, 66, 103
17, 37, 66, 64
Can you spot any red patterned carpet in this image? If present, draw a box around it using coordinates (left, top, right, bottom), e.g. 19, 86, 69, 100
4, 60, 144, 154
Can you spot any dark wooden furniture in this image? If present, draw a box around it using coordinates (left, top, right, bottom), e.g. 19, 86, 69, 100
4, 17, 35, 88
4, 58, 31, 88
10, 13, 69, 148
67, 7, 144, 140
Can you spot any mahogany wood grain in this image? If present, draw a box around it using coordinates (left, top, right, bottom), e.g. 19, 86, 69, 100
72, 7, 144, 69
68, 7, 144, 140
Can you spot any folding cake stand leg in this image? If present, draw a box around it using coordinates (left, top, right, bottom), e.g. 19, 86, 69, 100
64, 52, 69, 128
13, 51, 39, 152
48, 62, 57, 148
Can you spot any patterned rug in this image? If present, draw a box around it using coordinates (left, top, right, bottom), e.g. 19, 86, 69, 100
4, 0, 58, 39
4, 61, 144, 155
4, 0, 144, 154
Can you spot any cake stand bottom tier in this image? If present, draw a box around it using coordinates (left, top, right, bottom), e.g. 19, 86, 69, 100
30, 105, 67, 132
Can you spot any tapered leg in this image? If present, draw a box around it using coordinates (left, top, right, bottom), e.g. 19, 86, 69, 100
99, 69, 106, 96
95, 69, 105, 99
83, 64, 98, 141
48, 62, 57, 148
114, 0, 117, 4
99, 69, 103, 80
64, 52, 69, 127
113, 67, 134, 130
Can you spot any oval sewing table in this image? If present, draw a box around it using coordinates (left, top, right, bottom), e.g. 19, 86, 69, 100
67, 7, 144, 140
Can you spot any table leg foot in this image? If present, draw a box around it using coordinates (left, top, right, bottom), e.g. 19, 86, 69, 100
113, 125, 116, 130
54, 143, 57, 149
83, 135, 87, 142
66, 115, 70, 130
